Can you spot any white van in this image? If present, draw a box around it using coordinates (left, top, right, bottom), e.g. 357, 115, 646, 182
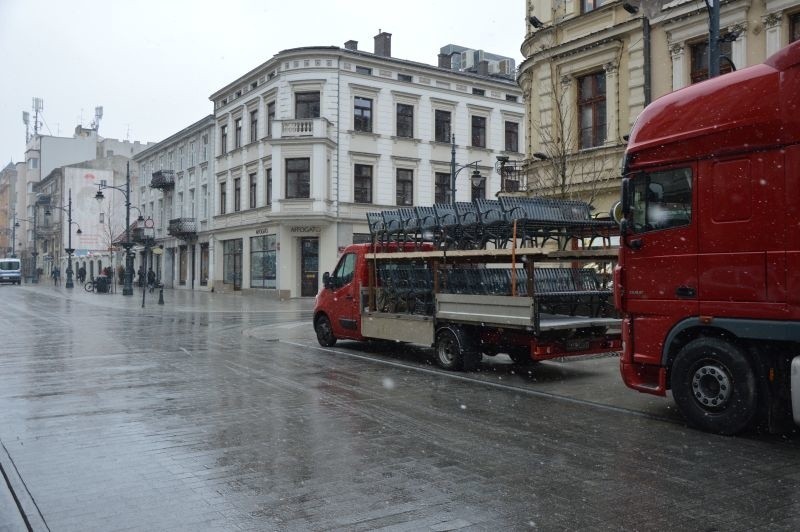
0, 258, 22, 285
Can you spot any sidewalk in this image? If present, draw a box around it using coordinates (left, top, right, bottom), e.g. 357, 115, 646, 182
17, 280, 316, 315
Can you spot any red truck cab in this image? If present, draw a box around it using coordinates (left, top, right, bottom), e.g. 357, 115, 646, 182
616, 40, 800, 434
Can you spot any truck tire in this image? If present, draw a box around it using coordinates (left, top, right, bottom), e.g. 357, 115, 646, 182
508, 348, 536, 366
314, 314, 337, 347
435, 327, 479, 371
671, 337, 757, 435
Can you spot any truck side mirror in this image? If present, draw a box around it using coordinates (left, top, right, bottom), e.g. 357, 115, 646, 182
322, 272, 332, 289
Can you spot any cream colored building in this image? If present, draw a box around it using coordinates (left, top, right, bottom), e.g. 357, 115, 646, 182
210, 33, 524, 298
519, 0, 800, 214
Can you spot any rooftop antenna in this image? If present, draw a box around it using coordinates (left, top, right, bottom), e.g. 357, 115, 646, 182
91, 106, 104, 132
22, 111, 30, 142
32, 97, 43, 136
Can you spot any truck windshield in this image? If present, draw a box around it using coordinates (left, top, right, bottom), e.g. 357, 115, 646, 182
629, 167, 692, 233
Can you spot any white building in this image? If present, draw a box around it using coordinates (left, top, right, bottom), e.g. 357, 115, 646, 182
210, 32, 525, 298
133, 116, 216, 290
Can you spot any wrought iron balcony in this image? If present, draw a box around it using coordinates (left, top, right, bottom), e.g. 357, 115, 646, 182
167, 217, 197, 240
150, 170, 175, 190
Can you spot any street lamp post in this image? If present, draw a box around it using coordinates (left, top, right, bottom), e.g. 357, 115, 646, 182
95, 162, 134, 296
32, 203, 39, 284
449, 135, 484, 205
10, 211, 17, 258
47, 189, 82, 289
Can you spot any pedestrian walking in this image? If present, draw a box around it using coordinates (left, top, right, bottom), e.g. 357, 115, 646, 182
147, 268, 157, 293
77, 265, 86, 284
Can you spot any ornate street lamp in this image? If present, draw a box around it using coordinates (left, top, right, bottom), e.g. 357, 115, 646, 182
45, 189, 82, 288
449, 134, 484, 205
94, 161, 134, 296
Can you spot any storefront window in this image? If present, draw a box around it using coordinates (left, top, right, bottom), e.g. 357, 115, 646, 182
250, 235, 277, 288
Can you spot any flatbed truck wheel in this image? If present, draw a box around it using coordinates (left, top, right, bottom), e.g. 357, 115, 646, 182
314, 314, 337, 347
435, 327, 479, 371
671, 337, 757, 435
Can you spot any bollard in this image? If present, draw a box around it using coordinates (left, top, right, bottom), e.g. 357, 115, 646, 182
158, 288, 164, 305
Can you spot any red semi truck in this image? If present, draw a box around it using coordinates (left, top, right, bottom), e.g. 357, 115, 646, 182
616, 40, 800, 434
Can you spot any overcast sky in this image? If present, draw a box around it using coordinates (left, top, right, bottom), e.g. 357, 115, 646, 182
0, 0, 525, 164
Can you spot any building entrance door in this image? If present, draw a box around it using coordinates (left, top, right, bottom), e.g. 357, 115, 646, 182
300, 237, 319, 297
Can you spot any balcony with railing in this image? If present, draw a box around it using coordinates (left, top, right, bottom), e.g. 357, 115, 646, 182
272, 118, 333, 141
150, 170, 175, 190
168, 217, 197, 240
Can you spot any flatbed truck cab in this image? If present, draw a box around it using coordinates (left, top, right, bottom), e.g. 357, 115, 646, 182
616, 39, 800, 435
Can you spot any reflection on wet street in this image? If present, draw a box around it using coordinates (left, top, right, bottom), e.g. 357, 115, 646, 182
1, 285, 799, 531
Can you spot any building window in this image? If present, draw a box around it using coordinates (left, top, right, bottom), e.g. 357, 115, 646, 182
435, 110, 451, 143
250, 110, 258, 142
398, 73, 413, 82
396, 169, 413, 206
249, 173, 257, 209
220, 125, 228, 155
792, 12, 800, 42
435, 172, 451, 204
690, 40, 734, 83
219, 182, 227, 214
295, 92, 320, 119
356, 66, 372, 75
286, 158, 310, 199
200, 243, 209, 286
250, 235, 277, 288
354, 97, 373, 132
582, 0, 607, 13
201, 184, 207, 218
189, 141, 195, 166
505, 121, 519, 152
472, 88, 485, 96
354, 164, 373, 203
267, 101, 275, 136
202, 134, 208, 161
396, 103, 414, 138
234, 178, 241, 211
178, 147, 184, 170
234, 118, 242, 148
266, 168, 272, 205
471, 116, 486, 148
506, 94, 518, 102
578, 71, 607, 149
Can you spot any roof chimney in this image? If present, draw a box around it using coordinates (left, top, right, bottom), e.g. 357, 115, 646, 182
344, 40, 358, 51
477, 60, 489, 76
374, 30, 392, 57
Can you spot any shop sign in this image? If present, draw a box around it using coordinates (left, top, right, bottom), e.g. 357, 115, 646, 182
290, 226, 321, 234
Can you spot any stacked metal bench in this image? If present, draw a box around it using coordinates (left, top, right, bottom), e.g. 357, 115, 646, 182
438, 266, 612, 317
367, 196, 615, 250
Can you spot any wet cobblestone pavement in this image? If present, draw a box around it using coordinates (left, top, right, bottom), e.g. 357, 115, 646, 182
1, 284, 800, 531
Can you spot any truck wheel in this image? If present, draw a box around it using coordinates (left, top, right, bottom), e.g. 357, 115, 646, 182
314, 315, 337, 347
508, 348, 536, 366
671, 337, 757, 435
435, 327, 479, 371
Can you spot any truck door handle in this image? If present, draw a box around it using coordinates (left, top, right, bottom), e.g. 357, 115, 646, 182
675, 286, 696, 298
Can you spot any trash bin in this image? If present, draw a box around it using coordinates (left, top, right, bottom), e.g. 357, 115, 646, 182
95, 275, 109, 293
